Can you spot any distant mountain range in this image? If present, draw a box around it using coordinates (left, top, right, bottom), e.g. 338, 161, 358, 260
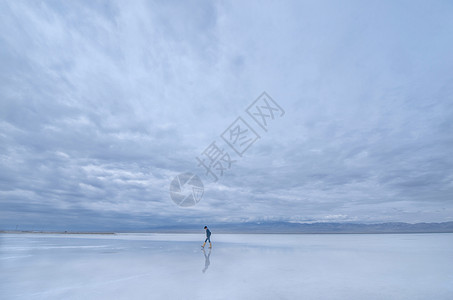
147, 221, 453, 234
2, 221, 453, 234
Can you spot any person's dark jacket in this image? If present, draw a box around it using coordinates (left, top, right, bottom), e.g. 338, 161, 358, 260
206, 228, 211, 237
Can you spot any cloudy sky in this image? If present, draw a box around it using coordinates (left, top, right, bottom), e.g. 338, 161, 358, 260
1, 0, 452, 231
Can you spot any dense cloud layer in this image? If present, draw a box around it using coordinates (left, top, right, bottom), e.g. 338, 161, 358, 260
1, 0, 452, 230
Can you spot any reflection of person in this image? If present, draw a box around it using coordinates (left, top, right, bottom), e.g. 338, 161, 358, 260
202, 226, 212, 248
202, 248, 211, 273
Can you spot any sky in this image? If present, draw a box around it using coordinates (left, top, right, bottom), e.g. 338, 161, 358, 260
1, 0, 452, 231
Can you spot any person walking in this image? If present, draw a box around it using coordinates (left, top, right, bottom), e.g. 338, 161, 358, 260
202, 226, 212, 249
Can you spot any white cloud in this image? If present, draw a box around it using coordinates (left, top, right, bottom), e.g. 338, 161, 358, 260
1, 0, 453, 230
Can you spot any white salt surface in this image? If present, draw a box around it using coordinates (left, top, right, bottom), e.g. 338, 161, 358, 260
1, 233, 452, 299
